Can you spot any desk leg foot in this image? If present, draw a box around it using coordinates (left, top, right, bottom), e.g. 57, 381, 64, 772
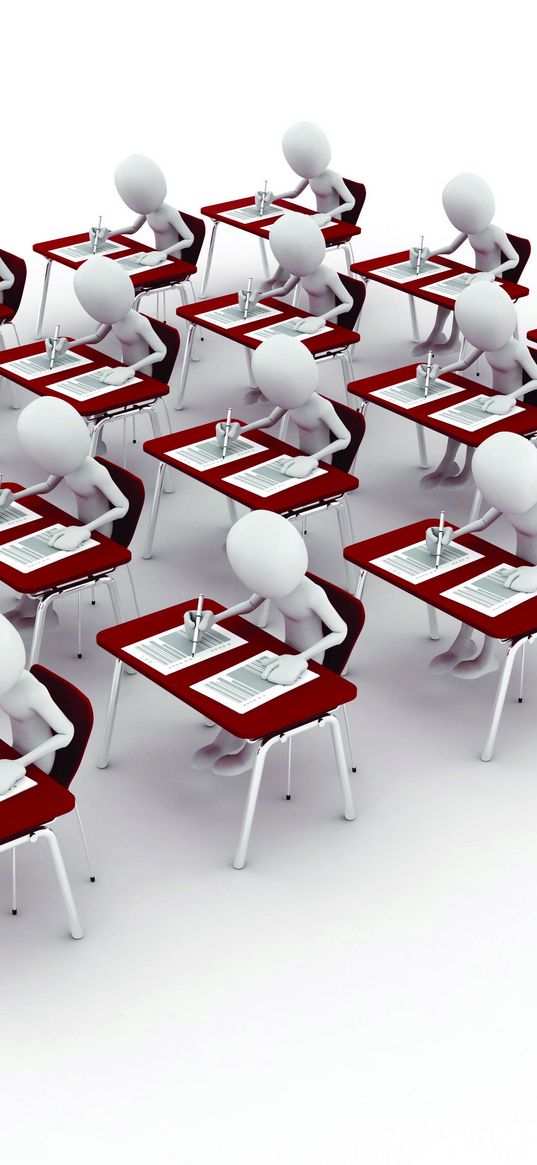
328, 714, 356, 820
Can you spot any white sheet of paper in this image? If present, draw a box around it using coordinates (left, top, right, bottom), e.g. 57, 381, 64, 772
197, 302, 279, 330
51, 239, 128, 262
167, 435, 266, 472
0, 500, 39, 532
113, 253, 174, 274
375, 259, 448, 283
248, 318, 333, 342
221, 204, 285, 224
0, 524, 98, 573
49, 367, 141, 401
124, 623, 246, 675
421, 274, 472, 299
1, 351, 92, 382
430, 395, 524, 431
371, 538, 483, 584
0, 775, 37, 802
442, 563, 537, 616
370, 377, 461, 410
224, 455, 327, 497
190, 650, 318, 713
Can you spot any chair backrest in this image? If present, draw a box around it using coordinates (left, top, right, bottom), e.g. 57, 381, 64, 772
178, 211, 206, 268
141, 314, 180, 386
339, 179, 367, 227
337, 273, 366, 333
324, 398, 366, 474
306, 572, 365, 675
502, 234, 531, 285
95, 457, 145, 548
30, 665, 94, 790
0, 249, 27, 316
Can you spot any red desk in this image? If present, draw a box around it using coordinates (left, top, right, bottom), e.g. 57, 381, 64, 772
174, 293, 360, 410
0, 483, 130, 664
344, 518, 537, 760
199, 195, 361, 296
142, 419, 359, 585
97, 599, 357, 868
33, 232, 196, 338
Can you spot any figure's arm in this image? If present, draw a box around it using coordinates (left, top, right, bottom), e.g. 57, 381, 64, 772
16, 680, 74, 770
261, 586, 347, 683
102, 317, 166, 384
162, 209, 195, 257
410, 232, 467, 268
280, 399, 350, 476
183, 594, 264, 637
489, 227, 518, 277
437, 344, 482, 377
329, 173, 355, 218
0, 474, 62, 506
482, 345, 537, 414
425, 507, 501, 554
261, 272, 300, 299
63, 324, 111, 352
272, 178, 308, 202
321, 270, 353, 322
106, 214, 146, 238
0, 256, 14, 291
232, 408, 286, 438
46, 463, 128, 550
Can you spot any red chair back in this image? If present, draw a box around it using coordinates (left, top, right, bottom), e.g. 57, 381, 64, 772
503, 234, 531, 285
95, 458, 145, 548
339, 179, 367, 227
30, 666, 93, 790
178, 211, 206, 268
306, 572, 365, 675
337, 273, 366, 334
324, 398, 366, 474
0, 249, 27, 316
141, 314, 180, 385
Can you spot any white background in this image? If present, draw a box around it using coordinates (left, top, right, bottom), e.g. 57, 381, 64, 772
3, 2, 537, 1162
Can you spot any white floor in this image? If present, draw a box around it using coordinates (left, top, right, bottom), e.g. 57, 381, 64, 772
2, 245, 537, 1164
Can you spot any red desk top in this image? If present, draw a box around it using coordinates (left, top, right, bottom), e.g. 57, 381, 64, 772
200, 196, 360, 245
348, 364, 537, 447
350, 250, 529, 306
527, 328, 537, 344
176, 293, 360, 356
0, 741, 75, 844
97, 599, 357, 741
33, 233, 196, 288
143, 420, 359, 514
0, 303, 14, 323
0, 340, 168, 417
0, 483, 131, 595
344, 518, 537, 641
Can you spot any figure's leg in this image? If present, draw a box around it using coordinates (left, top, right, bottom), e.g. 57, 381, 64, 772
453, 635, 499, 679
430, 621, 479, 674
413, 306, 452, 353
421, 438, 463, 486
444, 444, 474, 487
192, 727, 249, 771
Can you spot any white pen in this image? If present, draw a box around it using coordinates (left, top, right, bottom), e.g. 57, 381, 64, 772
92, 215, 102, 256
435, 510, 446, 570
222, 408, 233, 459
423, 349, 433, 398
191, 594, 205, 657
243, 276, 253, 320
415, 233, 424, 276
49, 324, 60, 371
259, 179, 268, 218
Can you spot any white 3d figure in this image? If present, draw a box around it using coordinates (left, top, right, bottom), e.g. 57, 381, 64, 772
244, 214, 351, 334
419, 282, 537, 487
411, 173, 518, 352
0, 614, 73, 794
93, 154, 194, 266
50, 257, 166, 387
426, 431, 537, 677
256, 122, 355, 227
0, 398, 128, 619
183, 511, 346, 774
0, 255, 14, 304
217, 337, 350, 477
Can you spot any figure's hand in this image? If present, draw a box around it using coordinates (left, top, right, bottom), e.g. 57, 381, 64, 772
481, 394, 516, 415
409, 244, 431, 269
46, 525, 91, 551
215, 420, 240, 447
90, 225, 111, 249
183, 610, 216, 639
137, 250, 167, 266
279, 454, 319, 478
261, 654, 308, 685
416, 362, 440, 387
296, 316, 325, 334
312, 212, 332, 227
238, 289, 261, 312
466, 270, 495, 284
425, 525, 454, 555
45, 336, 68, 358
0, 759, 26, 796
101, 366, 134, 386
255, 189, 274, 212
504, 566, 537, 593
0, 488, 15, 508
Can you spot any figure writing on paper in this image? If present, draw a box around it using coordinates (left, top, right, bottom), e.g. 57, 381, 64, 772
425, 431, 537, 677
239, 214, 352, 334
0, 398, 128, 623
410, 173, 518, 353
418, 282, 537, 487
47, 257, 166, 387
90, 154, 194, 267
256, 122, 355, 227
183, 511, 346, 774
0, 615, 73, 794
0, 255, 14, 304
216, 337, 350, 477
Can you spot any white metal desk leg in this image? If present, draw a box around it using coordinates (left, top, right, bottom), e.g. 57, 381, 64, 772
408, 295, 420, 343
416, 424, 429, 468
469, 489, 482, 523
41, 828, 83, 939
518, 641, 527, 703
245, 348, 255, 387
327, 714, 356, 820
200, 221, 219, 298
340, 705, 357, 773
480, 639, 523, 762
11, 850, 17, 914
227, 497, 239, 526
259, 238, 271, 280
427, 606, 440, 640
102, 573, 125, 626
29, 594, 56, 666
97, 659, 124, 769
233, 742, 268, 869
75, 806, 95, 882
175, 324, 196, 409
35, 260, 52, 338
336, 505, 355, 591
143, 462, 166, 559
355, 569, 368, 601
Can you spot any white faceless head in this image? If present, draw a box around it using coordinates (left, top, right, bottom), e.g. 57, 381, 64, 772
455, 282, 516, 351
282, 122, 332, 179
74, 256, 134, 324
251, 336, 318, 407
17, 398, 91, 475
114, 154, 167, 214
269, 213, 326, 276
442, 172, 495, 234
226, 511, 308, 599
472, 432, 537, 514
